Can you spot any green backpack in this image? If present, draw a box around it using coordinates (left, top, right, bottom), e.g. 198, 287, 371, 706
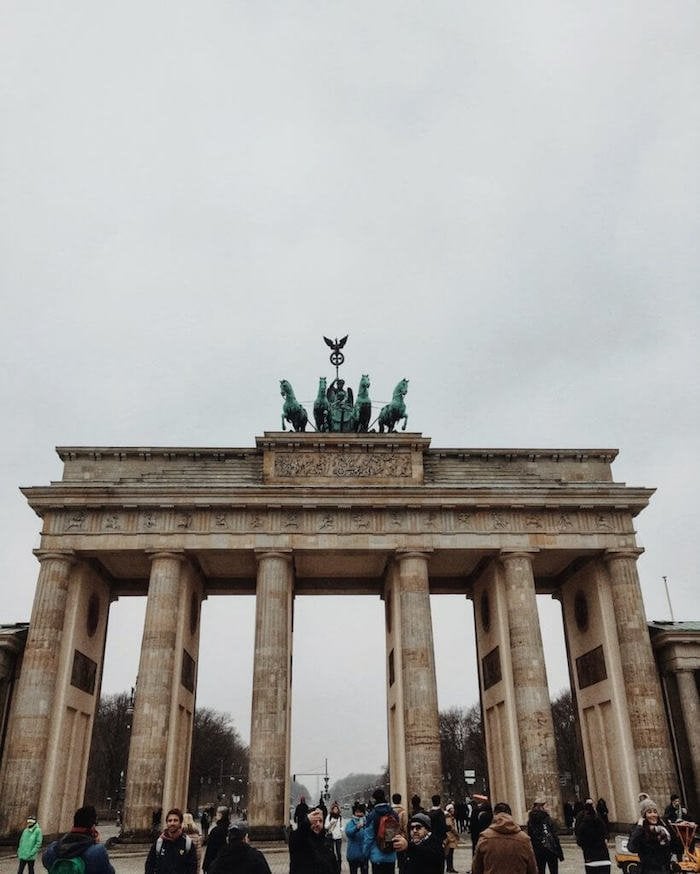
49, 857, 86, 874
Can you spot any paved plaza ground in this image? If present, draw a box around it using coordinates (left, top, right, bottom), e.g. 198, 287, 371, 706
0, 830, 609, 874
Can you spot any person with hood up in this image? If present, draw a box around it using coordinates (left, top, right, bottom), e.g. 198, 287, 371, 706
18, 816, 43, 874
574, 800, 610, 874
145, 808, 198, 874
208, 822, 270, 874
393, 812, 444, 874
42, 805, 114, 874
472, 803, 537, 874
628, 799, 673, 874
526, 800, 563, 874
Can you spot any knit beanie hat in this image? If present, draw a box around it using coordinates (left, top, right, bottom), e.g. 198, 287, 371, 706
639, 798, 658, 816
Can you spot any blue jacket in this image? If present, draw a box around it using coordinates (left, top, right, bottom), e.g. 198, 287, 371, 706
345, 816, 368, 863
42, 832, 114, 874
363, 803, 397, 864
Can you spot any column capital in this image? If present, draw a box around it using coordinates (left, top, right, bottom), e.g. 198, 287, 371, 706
603, 547, 644, 564
394, 548, 434, 562
498, 548, 539, 564
32, 549, 77, 566
145, 550, 186, 564
254, 548, 293, 564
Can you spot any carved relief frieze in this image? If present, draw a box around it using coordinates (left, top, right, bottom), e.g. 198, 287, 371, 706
46, 505, 630, 540
317, 512, 336, 532
273, 451, 412, 479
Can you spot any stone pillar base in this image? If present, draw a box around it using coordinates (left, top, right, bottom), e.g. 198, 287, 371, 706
248, 825, 288, 842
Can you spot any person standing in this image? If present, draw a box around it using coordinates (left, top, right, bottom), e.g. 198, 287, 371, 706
203, 807, 230, 874
469, 797, 492, 855
325, 801, 343, 873
18, 816, 43, 874
145, 808, 198, 874
346, 803, 369, 874
208, 821, 271, 874
575, 800, 610, 874
443, 804, 459, 873
628, 799, 672, 874
391, 796, 408, 842
200, 810, 210, 838
595, 800, 610, 839
182, 813, 203, 871
42, 806, 114, 874
471, 802, 537, 874
663, 793, 688, 823
364, 788, 399, 874
427, 796, 447, 850
526, 801, 563, 874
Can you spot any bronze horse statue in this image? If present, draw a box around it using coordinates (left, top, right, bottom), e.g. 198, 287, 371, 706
313, 377, 330, 431
353, 374, 371, 432
280, 379, 308, 431
378, 378, 408, 432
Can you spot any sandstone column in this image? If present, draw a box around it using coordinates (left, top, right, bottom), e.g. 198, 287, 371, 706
500, 549, 561, 819
675, 670, 700, 805
123, 551, 186, 835
0, 550, 75, 834
394, 550, 442, 801
248, 550, 293, 840
604, 549, 676, 800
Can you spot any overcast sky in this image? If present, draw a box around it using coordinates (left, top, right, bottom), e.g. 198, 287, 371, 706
2, 3, 699, 789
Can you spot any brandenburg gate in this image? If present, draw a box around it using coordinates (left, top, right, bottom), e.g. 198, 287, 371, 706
0, 430, 678, 836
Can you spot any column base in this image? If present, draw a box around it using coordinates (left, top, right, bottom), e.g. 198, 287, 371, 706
249, 825, 288, 842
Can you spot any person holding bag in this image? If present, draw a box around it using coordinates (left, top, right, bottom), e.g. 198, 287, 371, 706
526, 800, 564, 874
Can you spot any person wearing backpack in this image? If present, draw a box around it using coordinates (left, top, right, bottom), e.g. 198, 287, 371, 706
41, 805, 114, 874
363, 788, 401, 874
17, 816, 43, 874
145, 808, 198, 874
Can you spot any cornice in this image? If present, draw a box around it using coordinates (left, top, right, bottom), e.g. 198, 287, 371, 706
54, 443, 618, 463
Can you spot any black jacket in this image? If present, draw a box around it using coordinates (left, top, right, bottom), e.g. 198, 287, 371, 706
208, 842, 271, 874
145, 834, 198, 874
288, 816, 336, 874
204, 822, 230, 872
575, 814, 610, 863
401, 833, 445, 874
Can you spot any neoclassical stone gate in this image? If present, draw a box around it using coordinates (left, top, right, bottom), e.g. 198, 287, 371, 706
0, 433, 678, 837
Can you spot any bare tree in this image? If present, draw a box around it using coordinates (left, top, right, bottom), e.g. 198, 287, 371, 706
85, 691, 133, 810
86, 694, 249, 815
439, 703, 486, 800
551, 688, 587, 800
189, 707, 249, 812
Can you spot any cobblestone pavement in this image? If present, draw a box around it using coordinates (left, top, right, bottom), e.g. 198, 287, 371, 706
0, 833, 600, 874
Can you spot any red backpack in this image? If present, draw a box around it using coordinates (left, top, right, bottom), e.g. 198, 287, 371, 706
375, 809, 401, 853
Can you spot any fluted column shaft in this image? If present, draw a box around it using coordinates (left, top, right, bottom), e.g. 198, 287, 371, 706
395, 550, 442, 800
0, 551, 75, 833
248, 550, 293, 839
500, 550, 561, 818
675, 670, 700, 804
605, 549, 676, 799
123, 551, 185, 835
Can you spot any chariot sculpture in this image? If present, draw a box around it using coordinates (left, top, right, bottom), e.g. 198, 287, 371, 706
279, 336, 409, 434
